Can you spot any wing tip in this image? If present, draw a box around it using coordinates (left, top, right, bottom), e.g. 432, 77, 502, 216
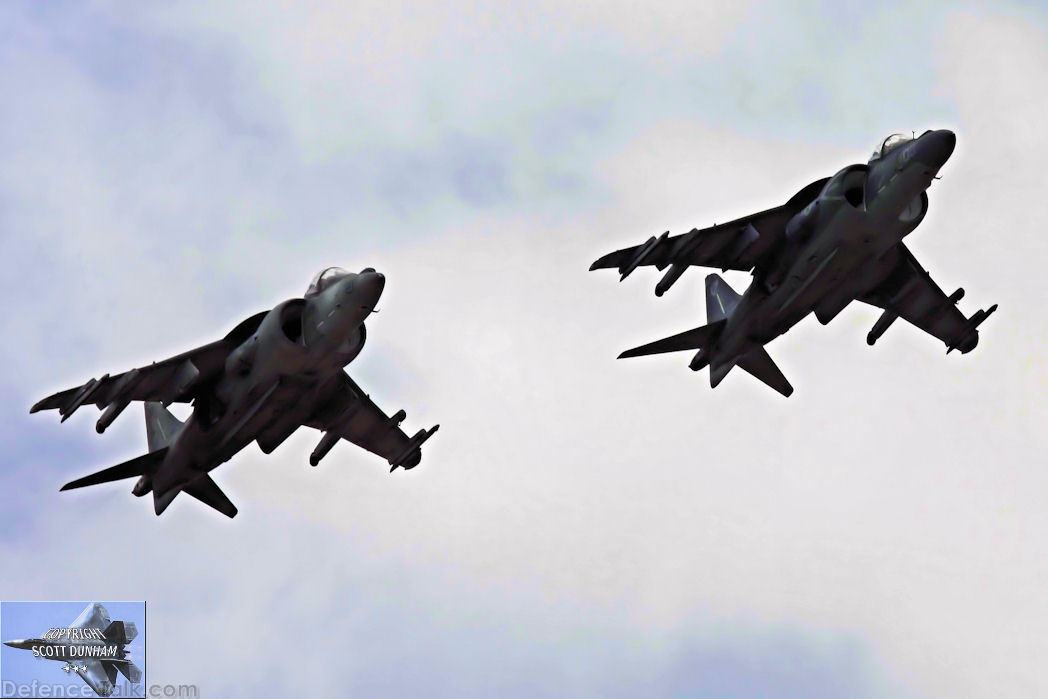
589, 252, 620, 271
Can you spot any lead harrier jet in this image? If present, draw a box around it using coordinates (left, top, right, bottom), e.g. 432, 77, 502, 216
32, 267, 438, 517
590, 130, 996, 396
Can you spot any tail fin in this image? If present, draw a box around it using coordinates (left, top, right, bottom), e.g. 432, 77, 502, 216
145, 402, 183, 452
60, 448, 168, 491
706, 273, 793, 396
102, 620, 138, 645
737, 346, 793, 397
706, 273, 741, 323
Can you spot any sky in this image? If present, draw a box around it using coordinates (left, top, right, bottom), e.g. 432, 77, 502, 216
1, 0, 1047, 696
1, 601, 145, 695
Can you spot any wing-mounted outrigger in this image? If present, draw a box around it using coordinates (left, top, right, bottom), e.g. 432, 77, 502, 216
861, 245, 998, 354
307, 377, 440, 472
592, 223, 763, 296
616, 231, 670, 281
388, 425, 440, 472
868, 288, 966, 346
946, 303, 998, 353
31, 311, 267, 432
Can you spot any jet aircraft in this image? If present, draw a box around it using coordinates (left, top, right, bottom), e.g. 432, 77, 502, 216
32, 267, 438, 517
3, 603, 141, 697
590, 130, 996, 396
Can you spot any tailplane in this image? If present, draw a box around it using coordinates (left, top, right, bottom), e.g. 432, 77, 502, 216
153, 474, 238, 518
183, 475, 238, 518
619, 272, 793, 396
111, 660, 142, 684
618, 320, 726, 359
60, 448, 168, 491
736, 346, 793, 397
616, 272, 740, 363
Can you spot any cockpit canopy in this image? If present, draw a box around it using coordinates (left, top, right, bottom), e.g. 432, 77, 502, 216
305, 267, 349, 297
870, 133, 913, 162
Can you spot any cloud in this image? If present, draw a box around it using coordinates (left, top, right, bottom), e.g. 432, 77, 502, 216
2, 1, 1047, 697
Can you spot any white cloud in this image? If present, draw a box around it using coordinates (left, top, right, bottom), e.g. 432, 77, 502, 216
2, 1, 1047, 696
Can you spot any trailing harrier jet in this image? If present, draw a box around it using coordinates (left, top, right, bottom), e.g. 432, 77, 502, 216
32, 267, 438, 517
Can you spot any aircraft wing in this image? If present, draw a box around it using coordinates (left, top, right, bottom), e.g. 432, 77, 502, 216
75, 659, 117, 697
861, 244, 997, 353
589, 178, 828, 293
30, 311, 268, 420
306, 372, 438, 471
70, 603, 111, 630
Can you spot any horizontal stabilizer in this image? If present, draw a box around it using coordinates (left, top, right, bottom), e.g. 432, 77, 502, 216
61, 448, 168, 491
102, 660, 119, 687
618, 320, 726, 359
112, 660, 142, 684
183, 475, 238, 518
737, 346, 793, 397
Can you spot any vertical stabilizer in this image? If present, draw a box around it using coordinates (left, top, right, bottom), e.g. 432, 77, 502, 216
705, 273, 741, 323
102, 620, 137, 645
144, 402, 183, 452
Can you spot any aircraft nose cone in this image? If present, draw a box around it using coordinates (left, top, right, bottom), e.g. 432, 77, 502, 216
4, 639, 27, 649
353, 270, 385, 306
915, 129, 956, 169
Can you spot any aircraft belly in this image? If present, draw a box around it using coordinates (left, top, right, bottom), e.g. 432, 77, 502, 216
770, 210, 877, 323
212, 379, 318, 464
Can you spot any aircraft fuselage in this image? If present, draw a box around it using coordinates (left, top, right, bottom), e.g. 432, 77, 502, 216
139, 270, 386, 503
710, 130, 956, 369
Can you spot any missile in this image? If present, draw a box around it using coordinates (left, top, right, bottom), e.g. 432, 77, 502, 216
866, 310, 898, 346
96, 397, 131, 433
947, 304, 997, 353
309, 430, 341, 467
655, 262, 689, 297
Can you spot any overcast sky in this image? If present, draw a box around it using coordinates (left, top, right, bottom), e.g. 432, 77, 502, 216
2, 1, 1047, 696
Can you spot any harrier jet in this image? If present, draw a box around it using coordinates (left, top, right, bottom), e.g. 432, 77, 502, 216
590, 130, 996, 396
32, 267, 438, 517
3, 603, 141, 697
